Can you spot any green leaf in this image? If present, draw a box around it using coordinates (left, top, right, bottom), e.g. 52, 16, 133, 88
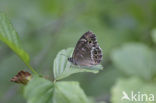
0, 12, 36, 74
111, 77, 156, 103
0, 12, 29, 63
111, 43, 156, 80
151, 29, 156, 44
24, 76, 89, 103
53, 48, 103, 80
24, 76, 53, 103
54, 81, 89, 103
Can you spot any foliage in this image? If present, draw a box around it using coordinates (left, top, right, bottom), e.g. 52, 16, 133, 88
0, 12, 102, 103
0, 12, 29, 65
24, 76, 89, 103
24, 47, 102, 103
53, 48, 103, 80
111, 43, 156, 80
111, 77, 156, 103
111, 43, 156, 103
0, 12, 36, 74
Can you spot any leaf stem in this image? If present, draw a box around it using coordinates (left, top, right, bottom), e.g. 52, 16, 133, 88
26, 63, 38, 75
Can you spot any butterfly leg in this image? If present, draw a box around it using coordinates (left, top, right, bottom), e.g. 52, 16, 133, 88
69, 63, 82, 69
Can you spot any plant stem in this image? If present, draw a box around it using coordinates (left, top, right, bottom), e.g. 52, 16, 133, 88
26, 63, 38, 75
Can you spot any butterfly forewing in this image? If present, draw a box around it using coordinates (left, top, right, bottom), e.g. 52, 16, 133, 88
69, 31, 102, 66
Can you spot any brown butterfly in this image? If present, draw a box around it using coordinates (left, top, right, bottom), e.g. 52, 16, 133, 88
68, 31, 103, 66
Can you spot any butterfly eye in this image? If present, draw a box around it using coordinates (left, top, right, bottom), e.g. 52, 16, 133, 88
88, 39, 93, 43
89, 41, 92, 43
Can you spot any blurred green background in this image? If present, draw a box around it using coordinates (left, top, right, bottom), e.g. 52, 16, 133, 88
0, 0, 156, 103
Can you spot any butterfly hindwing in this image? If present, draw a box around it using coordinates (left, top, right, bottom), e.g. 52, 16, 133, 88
68, 31, 102, 66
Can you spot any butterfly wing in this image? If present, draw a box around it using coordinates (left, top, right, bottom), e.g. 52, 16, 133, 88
71, 31, 102, 66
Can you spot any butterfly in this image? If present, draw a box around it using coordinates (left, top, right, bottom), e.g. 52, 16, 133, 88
68, 31, 103, 66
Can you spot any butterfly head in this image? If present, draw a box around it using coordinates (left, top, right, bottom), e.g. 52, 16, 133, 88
68, 57, 72, 62
68, 57, 77, 65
